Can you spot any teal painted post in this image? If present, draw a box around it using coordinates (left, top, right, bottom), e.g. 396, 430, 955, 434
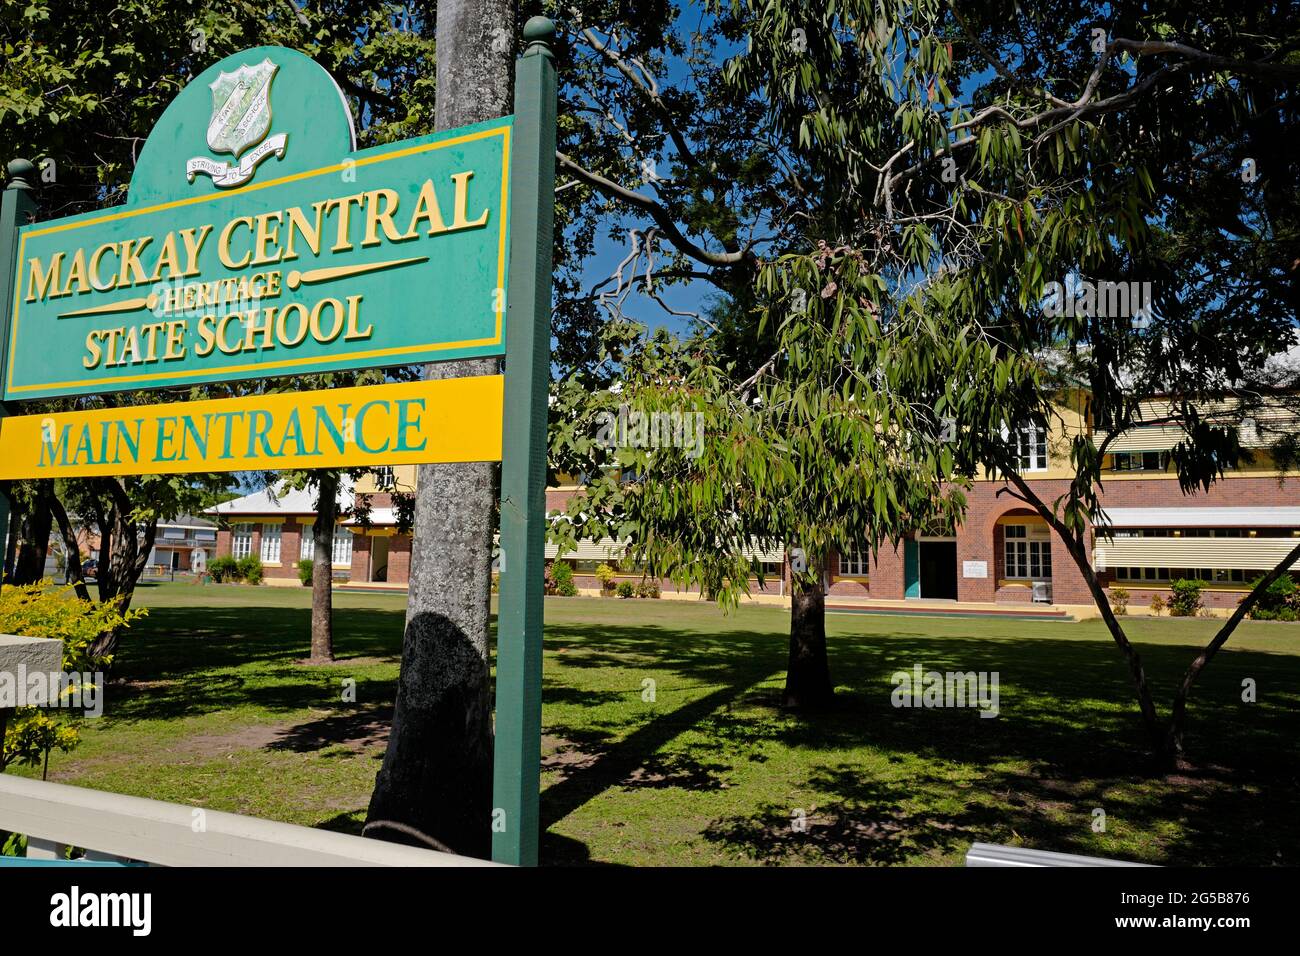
491, 17, 557, 866
0, 160, 39, 592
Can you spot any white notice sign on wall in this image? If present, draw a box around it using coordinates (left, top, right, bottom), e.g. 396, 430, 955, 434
962, 561, 988, 579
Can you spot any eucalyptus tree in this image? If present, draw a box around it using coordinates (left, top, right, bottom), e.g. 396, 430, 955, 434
553, 0, 1300, 759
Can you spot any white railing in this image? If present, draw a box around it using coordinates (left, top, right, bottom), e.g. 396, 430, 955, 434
0, 774, 497, 867
966, 841, 1151, 867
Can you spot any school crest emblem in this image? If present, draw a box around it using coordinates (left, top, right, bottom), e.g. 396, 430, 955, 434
185, 58, 288, 188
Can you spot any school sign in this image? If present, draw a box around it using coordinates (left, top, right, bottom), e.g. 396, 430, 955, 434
0, 18, 558, 866
5, 52, 509, 401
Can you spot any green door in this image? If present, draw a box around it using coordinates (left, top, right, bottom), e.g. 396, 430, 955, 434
904, 538, 921, 598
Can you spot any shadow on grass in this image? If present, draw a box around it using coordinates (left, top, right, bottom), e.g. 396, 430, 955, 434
111, 599, 1300, 865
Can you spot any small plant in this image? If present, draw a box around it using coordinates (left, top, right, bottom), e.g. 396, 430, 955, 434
1109, 586, 1129, 616
636, 579, 660, 599
549, 561, 578, 597
616, 580, 636, 598
595, 563, 618, 594
236, 555, 263, 585
491, 573, 500, 594
1168, 578, 1205, 617
298, 558, 314, 586
209, 555, 238, 583
1148, 594, 1166, 616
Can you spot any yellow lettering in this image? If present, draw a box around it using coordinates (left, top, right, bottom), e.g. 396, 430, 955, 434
83, 330, 104, 369
342, 295, 371, 341
325, 195, 364, 253
118, 237, 153, 287
449, 171, 490, 230
164, 321, 187, 360
196, 315, 217, 357
61, 248, 91, 296
284, 203, 326, 261
179, 225, 212, 277
362, 189, 405, 247
89, 244, 119, 292
252, 212, 283, 266
25, 252, 64, 303
403, 179, 447, 238
219, 217, 253, 269
149, 232, 184, 282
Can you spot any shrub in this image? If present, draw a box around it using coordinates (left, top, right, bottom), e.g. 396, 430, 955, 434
298, 559, 314, 586
236, 555, 263, 585
1245, 574, 1300, 620
208, 555, 238, 583
636, 579, 660, 599
1109, 587, 1129, 616
1148, 594, 1166, 616
0, 580, 141, 776
595, 564, 618, 592
1168, 578, 1205, 617
616, 580, 636, 598
491, 573, 500, 594
552, 562, 578, 597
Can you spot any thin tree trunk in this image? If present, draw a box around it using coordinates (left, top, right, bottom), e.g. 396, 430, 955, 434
783, 568, 833, 709
1005, 471, 1164, 753
3, 502, 20, 581
49, 494, 90, 602
310, 471, 339, 664
1164, 540, 1300, 761
366, 0, 514, 858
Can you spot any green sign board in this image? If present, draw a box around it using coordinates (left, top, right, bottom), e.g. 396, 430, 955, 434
0, 18, 558, 869
3, 47, 511, 401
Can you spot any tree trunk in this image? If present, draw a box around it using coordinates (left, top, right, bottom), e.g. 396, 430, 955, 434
3, 502, 19, 581
1005, 472, 1164, 753
783, 570, 833, 709
87, 498, 157, 659
366, 0, 514, 859
1164, 539, 1300, 762
49, 494, 90, 602
12, 481, 53, 585
310, 471, 339, 664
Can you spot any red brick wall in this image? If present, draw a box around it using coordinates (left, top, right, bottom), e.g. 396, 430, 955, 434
815, 474, 1297, 606
351, 534, 371, 582
387, 534, 412, 584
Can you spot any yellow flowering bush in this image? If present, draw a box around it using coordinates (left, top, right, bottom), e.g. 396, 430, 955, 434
0, 580, 144, 776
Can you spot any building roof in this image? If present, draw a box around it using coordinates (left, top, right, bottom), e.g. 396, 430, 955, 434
162, 514, 218, 530
207, 479, 354, 518
1100, 506, 1300, 528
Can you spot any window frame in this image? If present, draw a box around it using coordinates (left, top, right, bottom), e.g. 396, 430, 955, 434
260, 522, 282, 564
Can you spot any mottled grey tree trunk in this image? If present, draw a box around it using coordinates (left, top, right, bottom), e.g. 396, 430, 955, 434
783, 568, 833, 710
365, 0, 515, 859
310, 470, 339, 664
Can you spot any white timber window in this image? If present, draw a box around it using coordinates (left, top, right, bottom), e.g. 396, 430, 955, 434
260, 523, 282, 564
1004, 524, 1052, 579
231, 523, 253, 560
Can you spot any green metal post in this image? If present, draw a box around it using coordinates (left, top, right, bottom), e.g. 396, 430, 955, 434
491, 17, 557, 866
0, 160, 39, 592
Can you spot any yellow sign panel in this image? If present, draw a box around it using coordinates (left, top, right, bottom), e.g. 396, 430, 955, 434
0, 377, 503, 479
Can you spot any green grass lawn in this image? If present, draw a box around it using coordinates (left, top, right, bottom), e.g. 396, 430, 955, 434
13, 581, 1300, 866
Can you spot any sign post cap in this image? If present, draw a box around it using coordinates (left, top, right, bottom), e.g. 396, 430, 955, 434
522, 16, 556, 55
5, 158, 37, 189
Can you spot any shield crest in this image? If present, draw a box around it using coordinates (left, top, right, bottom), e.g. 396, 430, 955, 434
207, 59, 278, 157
